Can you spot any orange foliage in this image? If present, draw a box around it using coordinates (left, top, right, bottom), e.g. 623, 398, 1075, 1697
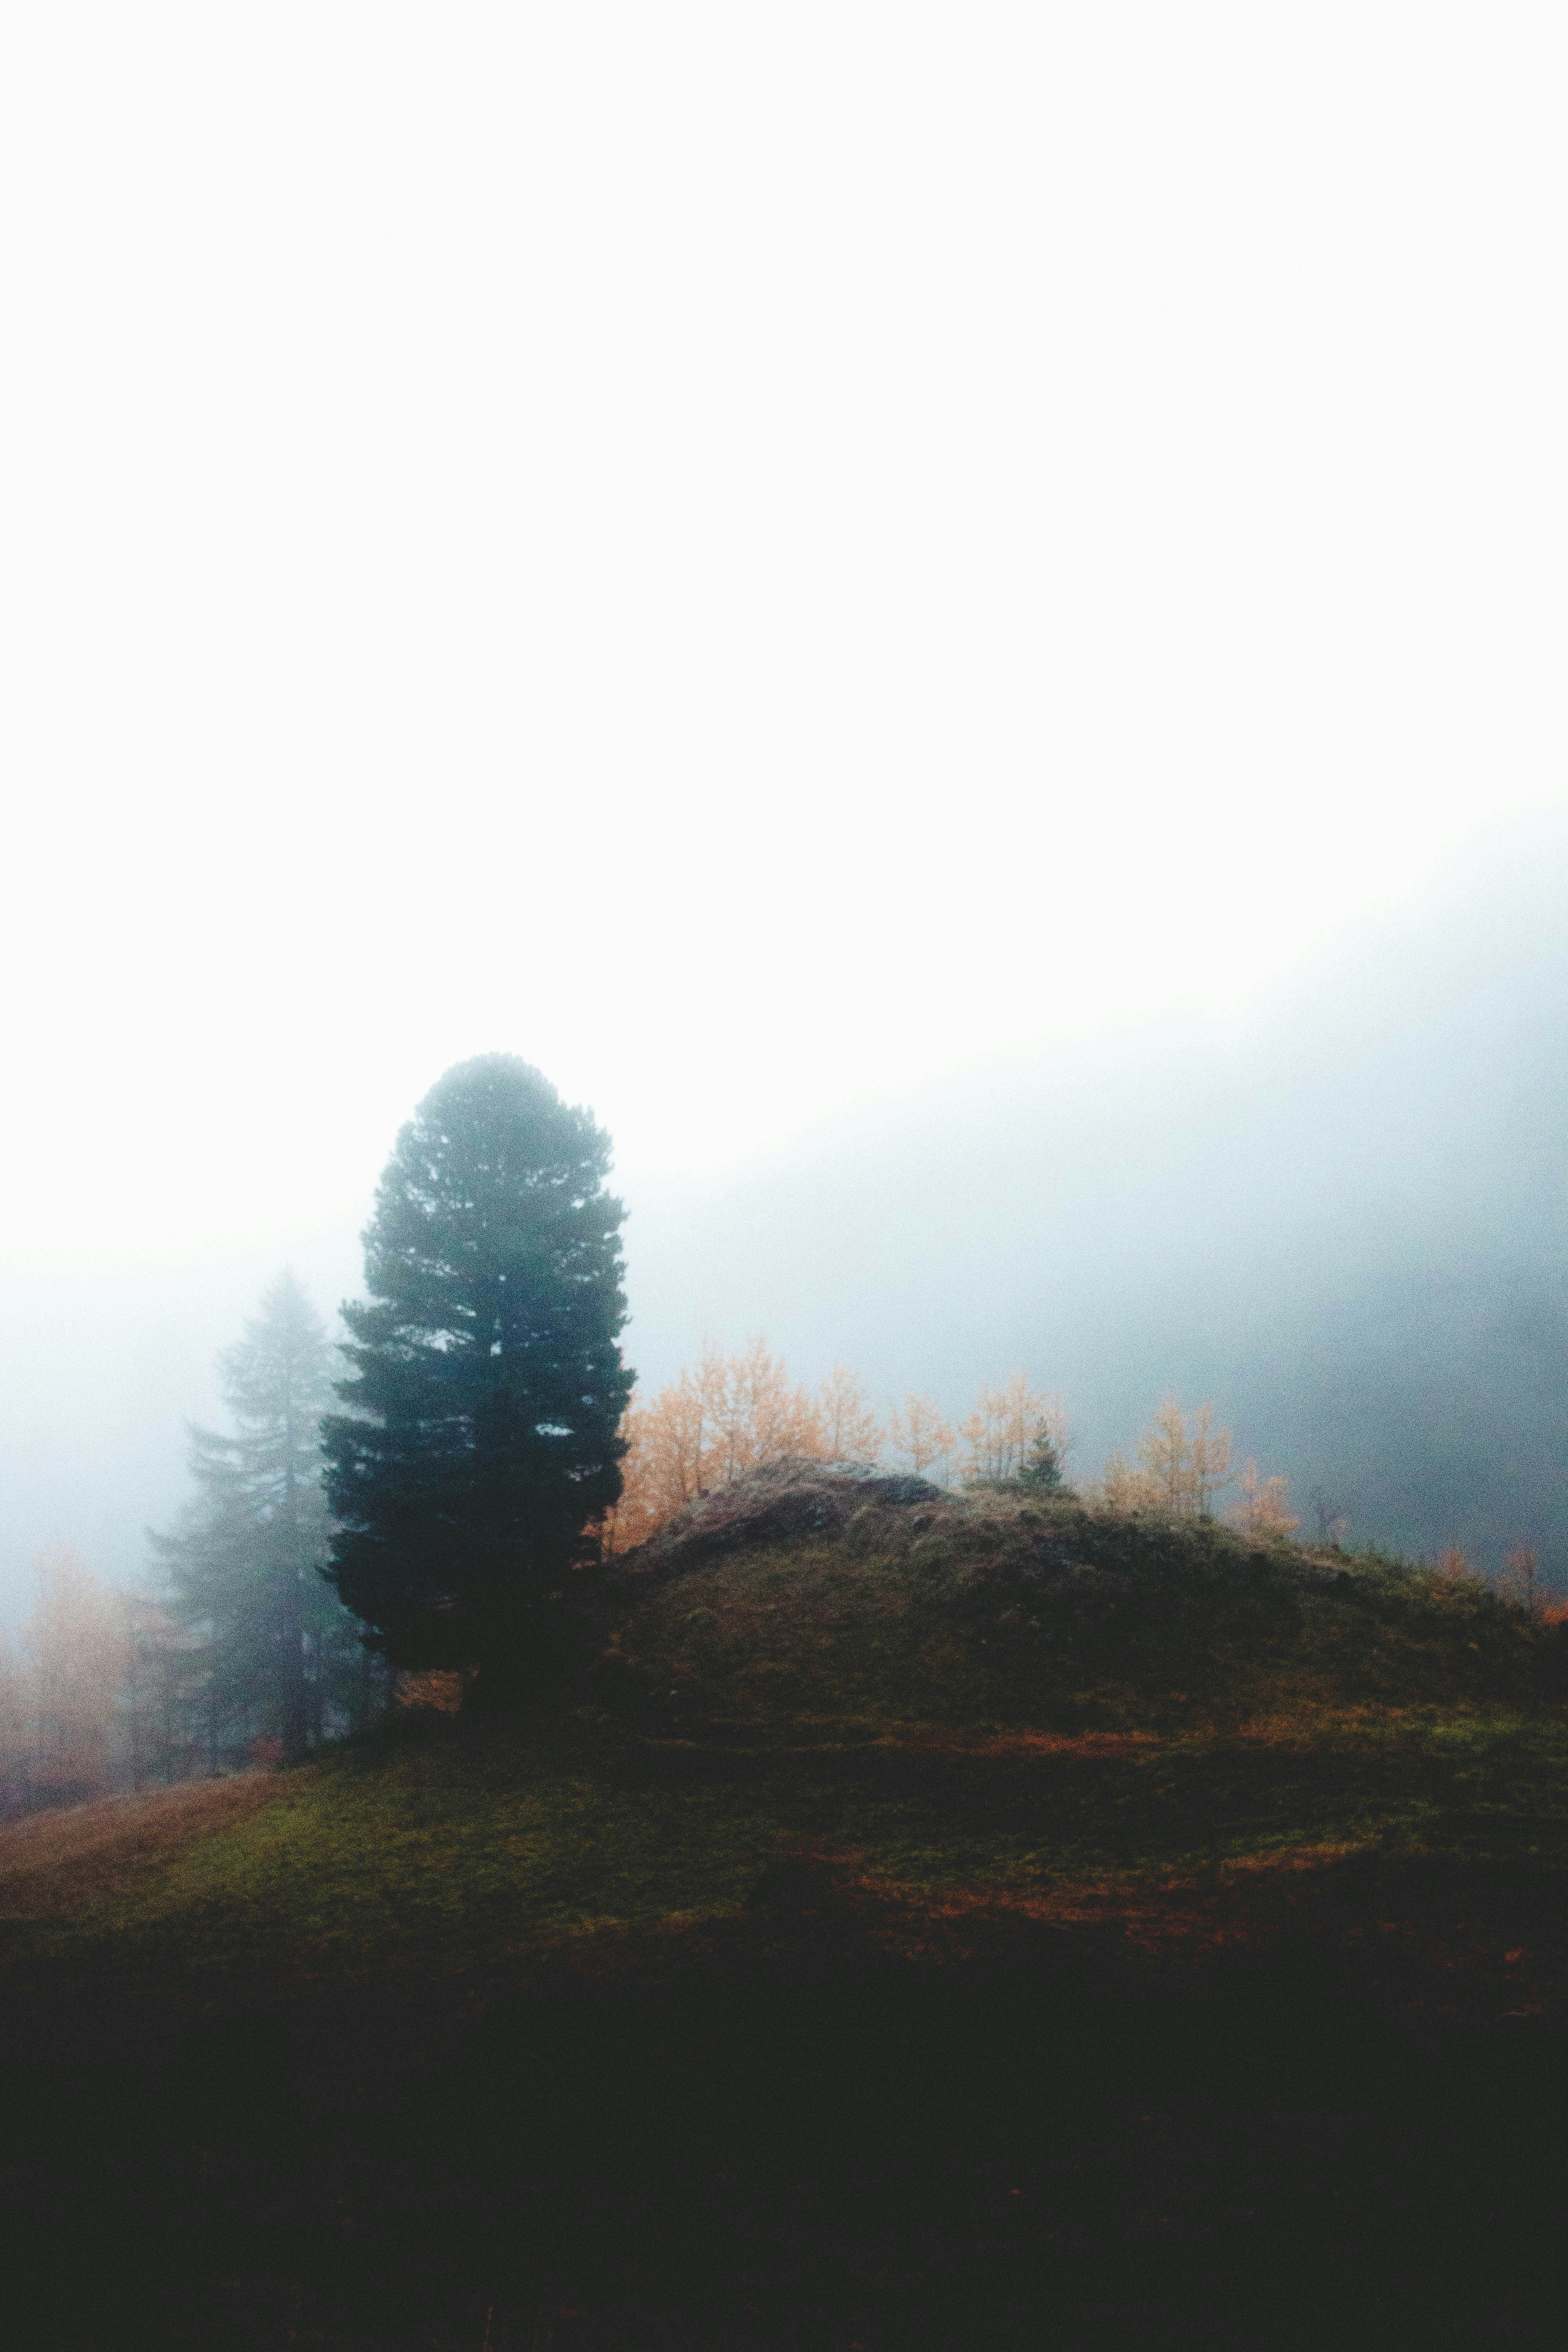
1098, 1449, 1149, 1511
1101, 1400, 1236, 1516
19, 1544, 130, 1806
399, 1669, 465, 1712
1229, 1459, 1300, 1537
957, 1373, 1070, 1486
709, 1336, 827, 1484
604, 1339, 847, 1553
605, 1350, 1086, 1543
817, 1363, 884, 1463
886, 1393, 957, 1480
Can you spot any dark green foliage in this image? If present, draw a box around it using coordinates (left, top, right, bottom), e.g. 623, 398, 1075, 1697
1018, 1421, 1066, 1490
151, 1272, 369, 1763
323, 1055, 634, 1691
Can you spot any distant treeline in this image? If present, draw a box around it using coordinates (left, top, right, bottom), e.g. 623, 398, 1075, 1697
8, 1287, 1556, 1822
0, 1274, 384, 1821
10, 1020, 1561, 1815
605, 1343, 1312, 1550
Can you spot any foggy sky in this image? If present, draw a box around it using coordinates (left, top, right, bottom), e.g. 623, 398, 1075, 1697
5, 815, 1564, 1615
3, 10, 1566, 1612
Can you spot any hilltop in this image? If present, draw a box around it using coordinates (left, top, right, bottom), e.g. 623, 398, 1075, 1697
4, 1466, 1567, 2349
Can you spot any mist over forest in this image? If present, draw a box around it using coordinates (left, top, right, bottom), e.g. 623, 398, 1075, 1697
632, 822, 1567, 1577
6, 9, 1568, 2336
2, 815, 1561, 1624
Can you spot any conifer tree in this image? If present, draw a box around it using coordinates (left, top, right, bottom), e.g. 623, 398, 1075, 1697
152, 1271, 362, 1762
1018, 1423, 1066, 1491
322, 1056, 633, 1700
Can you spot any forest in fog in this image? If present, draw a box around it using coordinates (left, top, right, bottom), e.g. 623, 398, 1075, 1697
4, 820, 1565, 1813
5, 819, 1565, 1628
2, 1295, 1556, 1817
2, 814, 1563, 1816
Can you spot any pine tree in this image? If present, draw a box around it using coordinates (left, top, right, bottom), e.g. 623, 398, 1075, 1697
152, 1271, 363, 1763
1018, 1423, 1066, 1491
322, 1056, 634, 1700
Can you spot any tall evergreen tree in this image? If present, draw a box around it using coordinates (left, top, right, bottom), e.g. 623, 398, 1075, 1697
322, 1055, 633, 1700
152, 1271, 366, 1762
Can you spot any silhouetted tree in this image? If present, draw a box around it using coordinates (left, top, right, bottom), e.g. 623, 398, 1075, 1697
323, 1056, 633, 1701
152, 1272, 362, 1762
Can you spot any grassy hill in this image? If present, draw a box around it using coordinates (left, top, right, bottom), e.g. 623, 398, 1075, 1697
5, 1464, 1568, 2349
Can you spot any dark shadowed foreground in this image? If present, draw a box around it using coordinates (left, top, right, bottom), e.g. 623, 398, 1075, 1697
4, 1468, 1566, 2348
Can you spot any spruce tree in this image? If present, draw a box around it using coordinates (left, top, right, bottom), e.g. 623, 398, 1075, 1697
152, 1272, 366, 1762
1019, 1422, 1066, 1492
322, 1055, 633, 1700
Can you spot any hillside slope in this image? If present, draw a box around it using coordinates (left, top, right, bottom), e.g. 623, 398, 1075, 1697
4, 1466, 1567, 2350
6, 1463, 1564, 1984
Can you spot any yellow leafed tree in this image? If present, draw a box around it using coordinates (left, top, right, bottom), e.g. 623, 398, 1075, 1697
886, 1393, 958, 1480
1229, 1459, 1300, 1535
1136, 1398, 1188, 1511
1187, 1405, 1236, 1514
20, 1544, 130, 1806
709, 1336, 825, 1486
1099, 1400, 1238, 1516
817, 1364, 884, 1463
958, 1372, 1070, 1486
1098, 1449, 1153, 1511
1136, 1398, 1234, 1515
604, 1339, 838, 1553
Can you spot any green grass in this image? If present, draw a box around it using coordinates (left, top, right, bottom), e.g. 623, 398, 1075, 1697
4, 1486, 1565, 1996
7, 1481, 1566, 2352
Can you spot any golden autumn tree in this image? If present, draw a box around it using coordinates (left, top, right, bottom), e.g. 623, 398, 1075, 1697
817, 1364, 884, 1462
709, 1336, 825, 1485
1097, 1450, 1153, 1511
1134, 1398, 1235, 1515
20, 1544, 130, 1807
1099, 1400, 1237, 1517
1229, 1459, 1300, 1536
604, 1339, 842, 1553
1187, 1406, 1236, 1514
619, 1338, 731, 1533
1136, 1398, 1192, 1511
957, 1372, 1071, 1486
886, 1393, 958, 1481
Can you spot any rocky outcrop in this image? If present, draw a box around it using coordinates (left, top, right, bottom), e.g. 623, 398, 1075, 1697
610, 1456, 946, 1582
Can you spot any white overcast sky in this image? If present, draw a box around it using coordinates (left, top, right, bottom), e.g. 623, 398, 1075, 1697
2, 4, 1565, 1299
